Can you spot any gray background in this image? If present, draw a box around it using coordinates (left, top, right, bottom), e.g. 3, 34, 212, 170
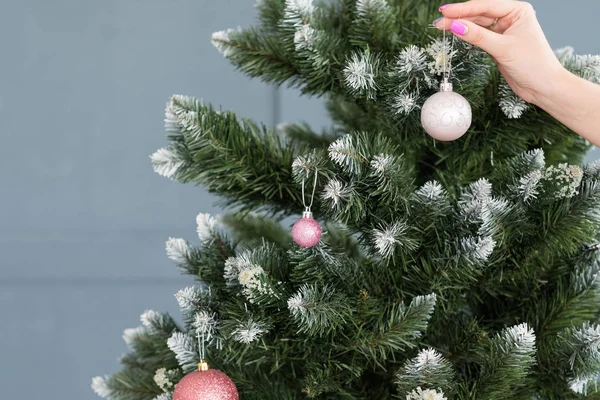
0, 1, 598, 399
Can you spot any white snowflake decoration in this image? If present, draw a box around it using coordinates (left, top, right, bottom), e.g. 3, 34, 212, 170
425, 38, 455, 75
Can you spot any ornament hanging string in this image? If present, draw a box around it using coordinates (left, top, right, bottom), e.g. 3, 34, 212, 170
301, 170, 318, 213
442, 17, 457, 82
197, 331, 209, 371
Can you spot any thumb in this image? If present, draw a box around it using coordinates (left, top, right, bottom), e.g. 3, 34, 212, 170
448, 19, 506, 57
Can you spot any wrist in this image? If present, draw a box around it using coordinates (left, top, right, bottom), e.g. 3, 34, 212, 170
530, 66, 573, 110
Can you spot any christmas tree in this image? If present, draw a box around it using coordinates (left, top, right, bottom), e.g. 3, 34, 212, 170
92, 1, 600, 399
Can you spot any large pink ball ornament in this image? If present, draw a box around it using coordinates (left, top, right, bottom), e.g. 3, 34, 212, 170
420, 79, 472, 141
173, 362, 239, 400
292, 211, 322, 248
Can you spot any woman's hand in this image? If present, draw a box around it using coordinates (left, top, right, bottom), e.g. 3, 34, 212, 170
434, 0, 564, 106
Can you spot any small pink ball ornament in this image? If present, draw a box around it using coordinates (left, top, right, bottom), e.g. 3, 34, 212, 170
173, 361, 239, 400
421, 78, 472, 141
292, 210, 322, 248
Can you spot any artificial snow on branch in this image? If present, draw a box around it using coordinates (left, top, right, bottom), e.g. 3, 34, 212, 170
475, 323, 536, 399
196, 213, 219, 244
212, 28, 243, 58
371, 221, 418, 258
499, 80, 529, 119
396, 348, 455, 396
167, 332, 199, 373
140, 310, 174, 335
406, 387, 447, 400
459, 178, 493, 221
321, 178, 352, 210
514, 170, 542, 202
91, 376, 112, 399
232, 318, 268, 344
459, 236, 496, 264
557, 321, 600, 395
122, 326, 146, 349
150, 148, 184, 180
392, 92, 420, 115
343, 50, 379, 99
356, 294, 437, 362
165, 238, 191, 266
174, 286, 212, 313
414, 181, 447, 205
287, 283, 352, 336
193, 310, 219, 342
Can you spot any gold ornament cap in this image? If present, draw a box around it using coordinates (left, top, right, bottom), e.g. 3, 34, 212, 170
198, 360, 209, 371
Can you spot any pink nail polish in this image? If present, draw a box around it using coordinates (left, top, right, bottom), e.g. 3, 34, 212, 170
450, 20, 468, 35
439, 4, 452, 11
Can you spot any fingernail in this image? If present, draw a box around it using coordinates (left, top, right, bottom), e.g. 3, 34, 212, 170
450, 20, 468, 35
433, 17, 443, 26
439, 4, 452, 11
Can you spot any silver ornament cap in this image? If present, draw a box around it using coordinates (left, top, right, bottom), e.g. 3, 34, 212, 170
421, 77, 472, 141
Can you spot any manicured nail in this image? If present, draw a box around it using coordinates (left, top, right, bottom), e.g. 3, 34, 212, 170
439, 4, 452, 11
450, 20, 468, 35
433, 17, 443, 26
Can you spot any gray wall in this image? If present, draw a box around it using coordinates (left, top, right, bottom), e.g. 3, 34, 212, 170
0, 1, 598, 399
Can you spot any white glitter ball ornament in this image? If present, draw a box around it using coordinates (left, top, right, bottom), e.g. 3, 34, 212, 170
421, 78, 472, 141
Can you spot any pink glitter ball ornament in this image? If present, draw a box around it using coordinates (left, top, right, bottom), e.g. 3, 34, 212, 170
292, 211, 322, 248
173, 364, 238, 400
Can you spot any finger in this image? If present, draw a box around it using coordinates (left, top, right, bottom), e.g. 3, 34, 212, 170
434, 16, 497, 30
446, 19, 507, 57
439, 0, 517, 19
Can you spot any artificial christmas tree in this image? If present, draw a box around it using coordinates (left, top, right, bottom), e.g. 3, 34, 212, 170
92, 1, 600, 399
